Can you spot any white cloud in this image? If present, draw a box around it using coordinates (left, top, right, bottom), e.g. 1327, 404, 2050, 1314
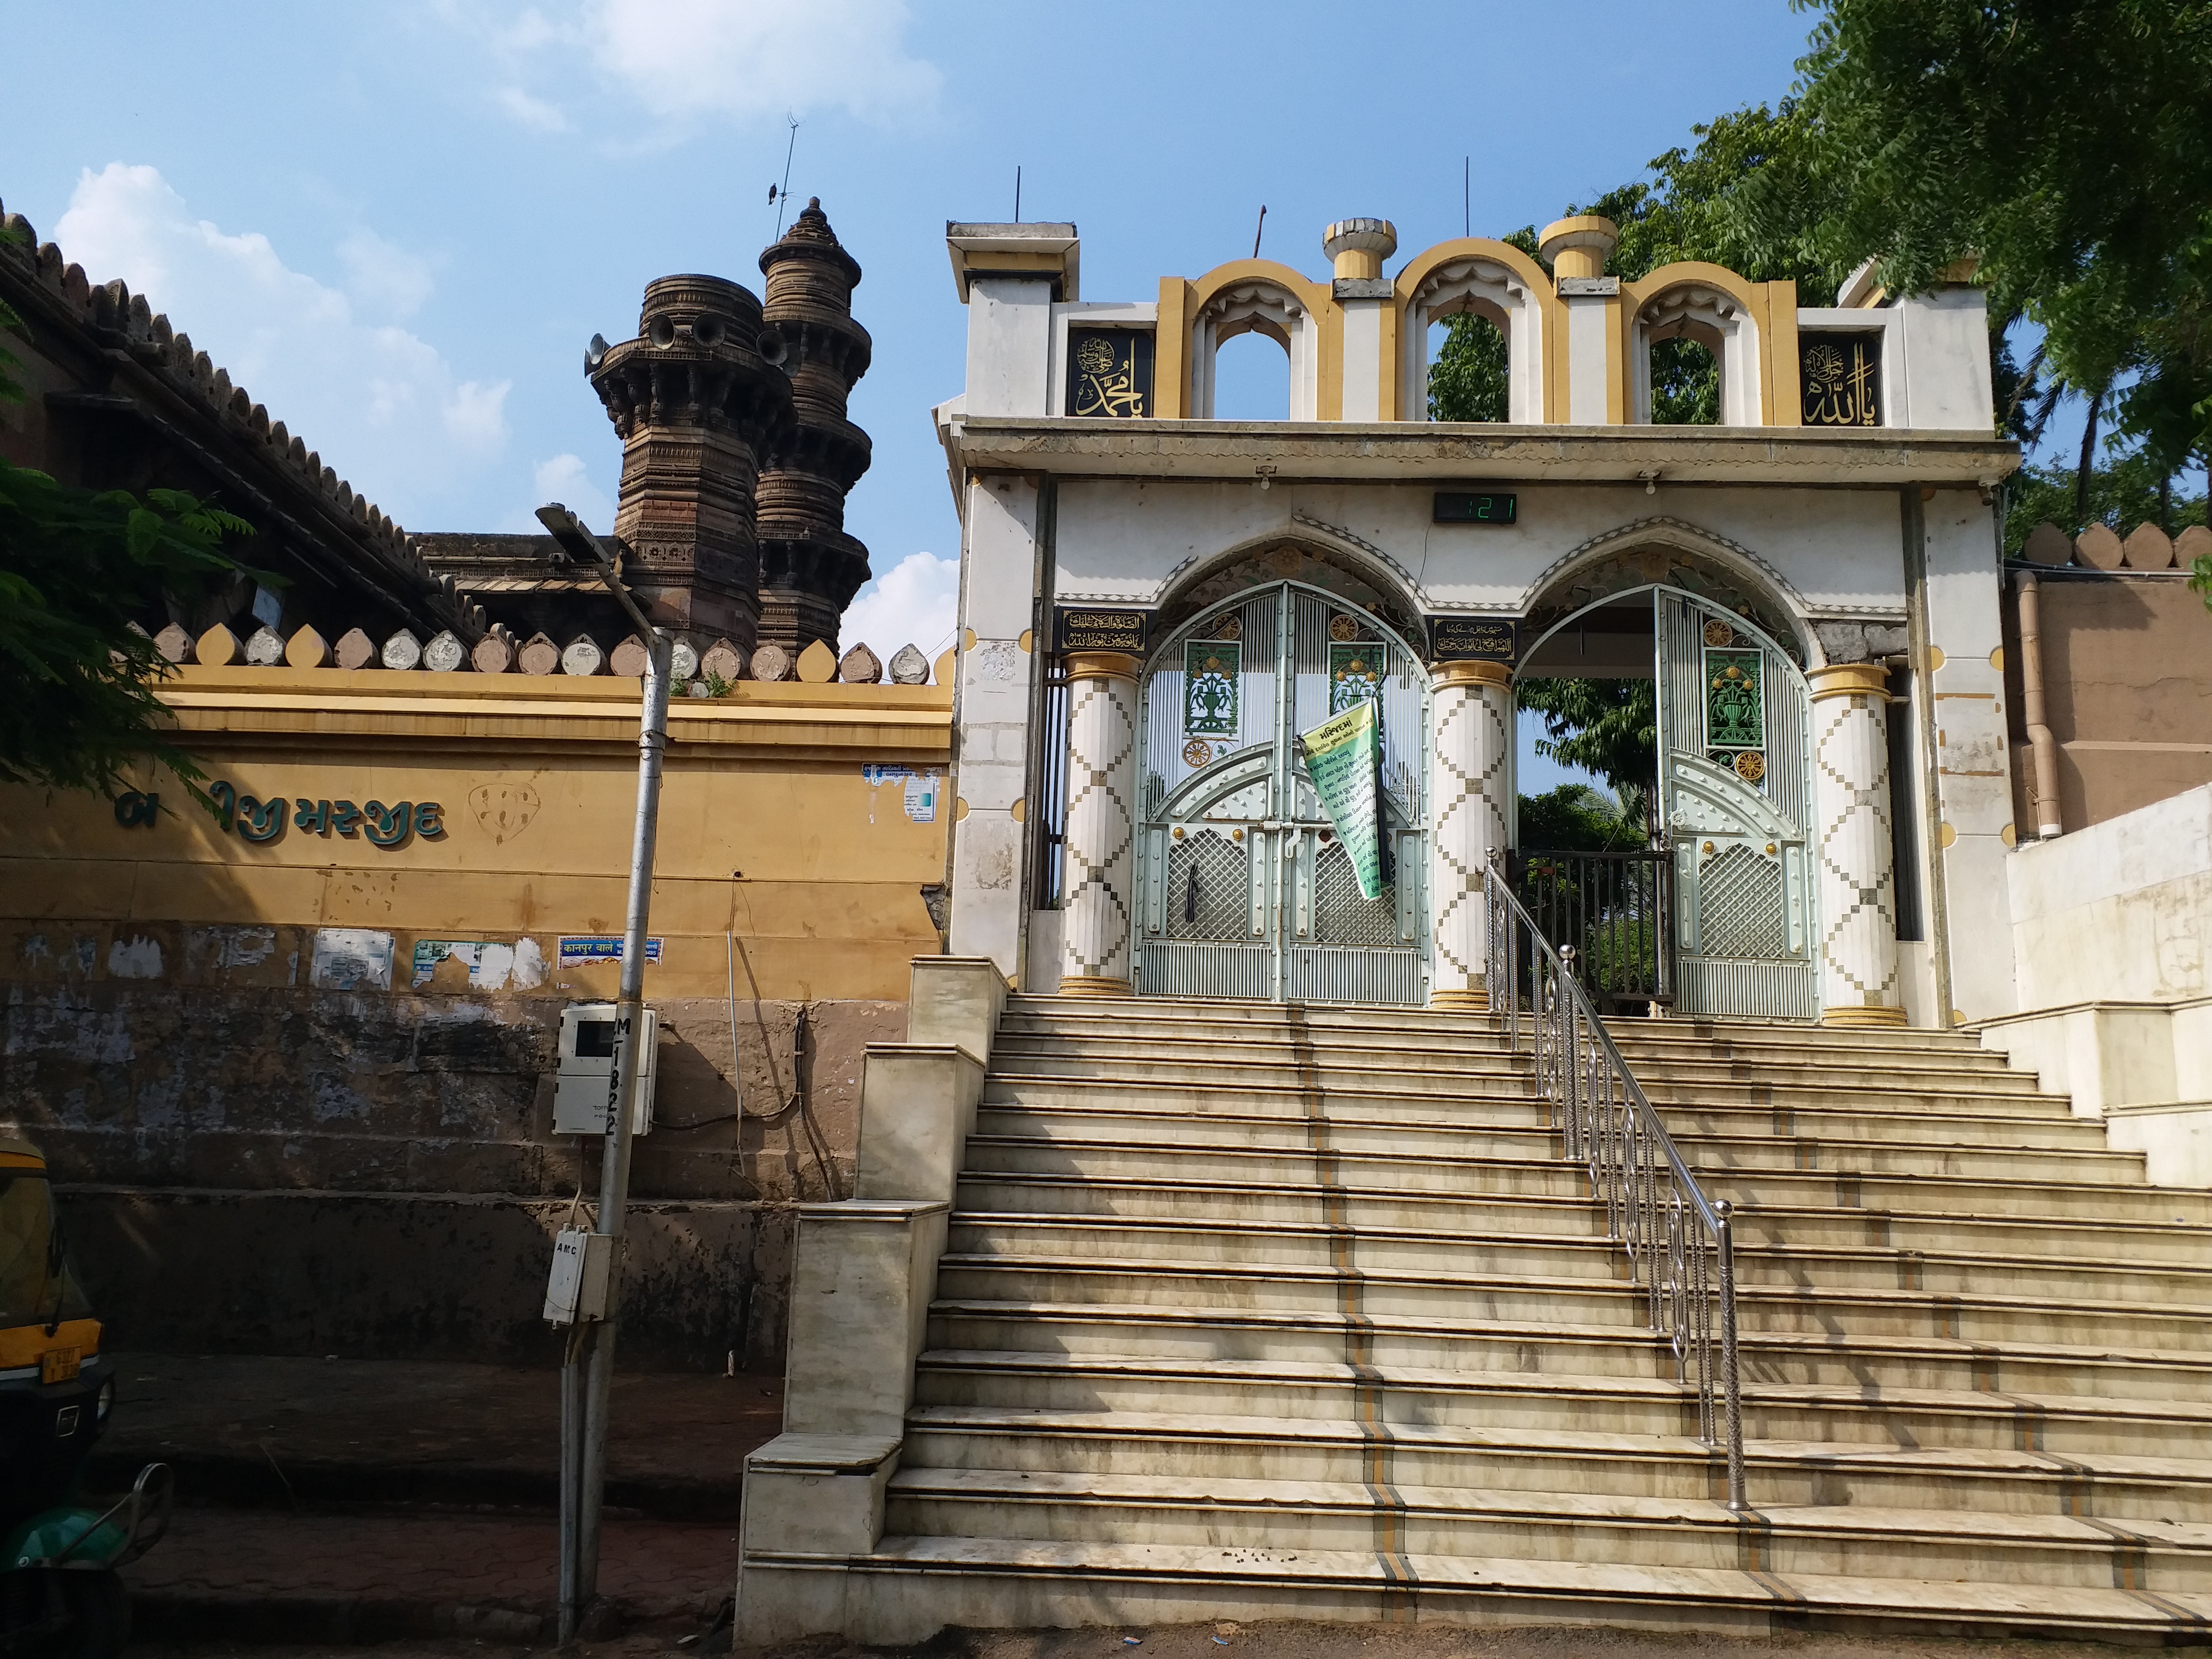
337, 227, 437, 317
841, 551, 958, 661
454, 0, 939, 132
531, 453, 614, 529
494, 84, 570, 131
54, 164, 507, 526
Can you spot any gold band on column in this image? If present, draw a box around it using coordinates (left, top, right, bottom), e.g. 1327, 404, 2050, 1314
1431, 658, 1513, 692
1058, 974, 1132, 998
1806, 662, 1891, 703
1063, 651, 1140, 685
1429, 987, 1491, 1012
1821, 1003, 1909, 1028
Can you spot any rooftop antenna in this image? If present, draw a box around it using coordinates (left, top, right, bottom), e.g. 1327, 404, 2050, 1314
1463, 156, 1470, 239
1252, 204, 1267, 260
1014, 165, 1022, 224
769, 114, 801, 236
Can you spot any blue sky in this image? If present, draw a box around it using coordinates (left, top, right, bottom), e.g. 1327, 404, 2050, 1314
0, 0, 2029, 800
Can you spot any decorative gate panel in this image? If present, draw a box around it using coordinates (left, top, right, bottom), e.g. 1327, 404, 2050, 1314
1136, 581, 1427, 1004
1656, 590, 1818, 1020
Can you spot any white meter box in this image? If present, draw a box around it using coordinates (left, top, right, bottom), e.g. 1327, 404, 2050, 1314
543, 1227, 611, 1324
552, 1003, 658, 1136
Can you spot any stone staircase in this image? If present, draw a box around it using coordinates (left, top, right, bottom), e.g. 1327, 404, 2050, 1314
745, 993, 2212, 1639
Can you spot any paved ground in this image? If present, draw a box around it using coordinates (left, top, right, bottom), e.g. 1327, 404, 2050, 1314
95, 1350, 779, 1640
97, 1352, 782, 1517
126, 1621, 2212, 1659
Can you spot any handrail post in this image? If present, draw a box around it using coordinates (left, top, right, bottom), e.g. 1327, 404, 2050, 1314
1716, 1199, 1747, 1513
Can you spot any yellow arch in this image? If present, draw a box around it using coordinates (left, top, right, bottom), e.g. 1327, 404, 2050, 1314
1621, 263, 1801, 425
1156, 260, 1342, 421
1389, 239, 1563, 423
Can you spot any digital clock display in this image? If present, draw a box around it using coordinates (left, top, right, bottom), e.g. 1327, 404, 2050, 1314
1433, 491, 1518, 525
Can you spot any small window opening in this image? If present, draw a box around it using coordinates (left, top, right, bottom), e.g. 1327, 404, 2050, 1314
1650, 336, 1719, 424
1211, 330, 1290, 421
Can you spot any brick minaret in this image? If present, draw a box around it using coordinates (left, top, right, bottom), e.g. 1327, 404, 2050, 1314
587, 274, 793, 645
754, 200, 873, 651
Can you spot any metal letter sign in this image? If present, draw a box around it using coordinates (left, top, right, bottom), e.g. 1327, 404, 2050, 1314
1066, 329, 1154, 419
1428, 616, 1518, 664
1054, 607, 1149, 653
1800, 333, 1883, 427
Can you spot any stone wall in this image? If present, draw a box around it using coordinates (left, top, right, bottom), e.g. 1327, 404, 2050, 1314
1, 926, 899, 1365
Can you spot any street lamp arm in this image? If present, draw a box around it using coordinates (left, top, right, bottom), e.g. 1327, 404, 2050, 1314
535, 501, 658, 644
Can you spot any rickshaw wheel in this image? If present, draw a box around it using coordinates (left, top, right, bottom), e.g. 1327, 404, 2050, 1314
54, 1572, 130, 1659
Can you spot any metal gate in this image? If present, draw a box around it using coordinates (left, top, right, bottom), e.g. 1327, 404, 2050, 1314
1134, 582, 1428, 1003
1655, 589, 1817, 1019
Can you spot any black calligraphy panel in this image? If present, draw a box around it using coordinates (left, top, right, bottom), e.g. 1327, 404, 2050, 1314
1066, 329, 1154, 419
1801, 332, 1883, 427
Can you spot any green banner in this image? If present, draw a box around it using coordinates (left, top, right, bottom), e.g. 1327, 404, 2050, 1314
1298, 698, 1384, 902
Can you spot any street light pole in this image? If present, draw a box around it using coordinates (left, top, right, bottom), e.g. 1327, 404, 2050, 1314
537, 504, 671, 1643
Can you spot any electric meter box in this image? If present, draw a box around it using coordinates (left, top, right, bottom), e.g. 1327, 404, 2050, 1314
553, 1003, 658, 1137
543, 1226, 611, 1325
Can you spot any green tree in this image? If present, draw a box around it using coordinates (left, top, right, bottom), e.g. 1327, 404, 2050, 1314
0, 276, 254, 798
2002, 452, 2209, 555
1516, 783, 1639, 852
1516, 678, 1659, 840
1770, 0, 2212, 481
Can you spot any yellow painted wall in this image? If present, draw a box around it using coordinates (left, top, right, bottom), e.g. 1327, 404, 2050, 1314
0, 668, 954, 1003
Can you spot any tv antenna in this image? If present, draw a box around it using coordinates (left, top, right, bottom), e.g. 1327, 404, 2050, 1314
1014, 165, 1022, 223
1463, 156, 1470, 239
767, 114, 801, 235
1252, 204, 1267, 260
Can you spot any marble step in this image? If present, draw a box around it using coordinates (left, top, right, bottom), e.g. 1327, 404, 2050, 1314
931, 1252, 2212, 1352
953, 1173, 2212, 1261
965, 1113, 2139, 1184
743, 1539, 2212, 1654
904, 1382, 2212, 1518
946, 1214, 2212, 1307
882, 1467, 2212, 1590
906, 1378, 2212, 1478
741, 1536, 2212, 1645
956, 1135, 2183, 1218
981, 1073, 2078, 1126
925, 1301, 2212, 1419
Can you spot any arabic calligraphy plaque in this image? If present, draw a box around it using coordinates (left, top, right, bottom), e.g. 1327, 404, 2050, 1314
1066, 329, 1154, 419
1800, 333, 1883, 427
1054, 607, 1149, 653
1427, 616, 1519, 664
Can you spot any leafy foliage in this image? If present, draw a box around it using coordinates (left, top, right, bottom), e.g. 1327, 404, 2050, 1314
1771, 0, 2212, 475
1516, 783, 1641, 852
2002, 452, 2209, 555
0, 265, 255, 798
1428, 228, 1538, 423
1516, 678, 1658, 838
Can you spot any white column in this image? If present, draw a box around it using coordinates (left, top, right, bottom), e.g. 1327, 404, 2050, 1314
1059, 651, 1139, 997
1428, 661, 1513, 1009
1809, 662, 1906, 1027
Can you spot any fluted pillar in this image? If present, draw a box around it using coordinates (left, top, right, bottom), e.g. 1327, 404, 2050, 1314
1059, 651, 1139, 997
1809, 662, 1905, 1026
1428, 660, 1513, 1010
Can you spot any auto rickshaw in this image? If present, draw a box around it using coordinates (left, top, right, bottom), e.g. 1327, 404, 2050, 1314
1, 1137, 169, 1657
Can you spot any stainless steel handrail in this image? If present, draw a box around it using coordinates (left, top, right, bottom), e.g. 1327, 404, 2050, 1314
1484, 854, 1747, 1510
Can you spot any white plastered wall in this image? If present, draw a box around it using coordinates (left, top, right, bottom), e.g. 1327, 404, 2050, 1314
1921, 486, 2018, 1024
947, 475, 1044, 983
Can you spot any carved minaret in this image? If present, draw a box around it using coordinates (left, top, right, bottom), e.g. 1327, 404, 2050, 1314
587, 274, 793, 645
754, 200, 873, 651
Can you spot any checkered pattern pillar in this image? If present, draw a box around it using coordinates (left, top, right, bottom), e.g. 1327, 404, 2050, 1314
1809, 662, 1905, 1027
1428, 659, 1513, 1010
1059, 650, 1140, 997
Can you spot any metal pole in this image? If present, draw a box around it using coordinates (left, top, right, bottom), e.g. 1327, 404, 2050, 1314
536, 505, 673, 1645
1716, 1198, 1748, 1513
566, 631, 671, 1638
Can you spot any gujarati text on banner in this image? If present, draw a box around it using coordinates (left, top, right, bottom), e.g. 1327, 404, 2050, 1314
1297, 699, 1384, 902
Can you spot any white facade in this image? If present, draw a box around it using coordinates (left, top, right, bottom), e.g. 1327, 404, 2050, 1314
934, 216, 2023, 1028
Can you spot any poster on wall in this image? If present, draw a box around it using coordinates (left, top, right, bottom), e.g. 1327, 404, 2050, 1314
1297, 700, 1384, 902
